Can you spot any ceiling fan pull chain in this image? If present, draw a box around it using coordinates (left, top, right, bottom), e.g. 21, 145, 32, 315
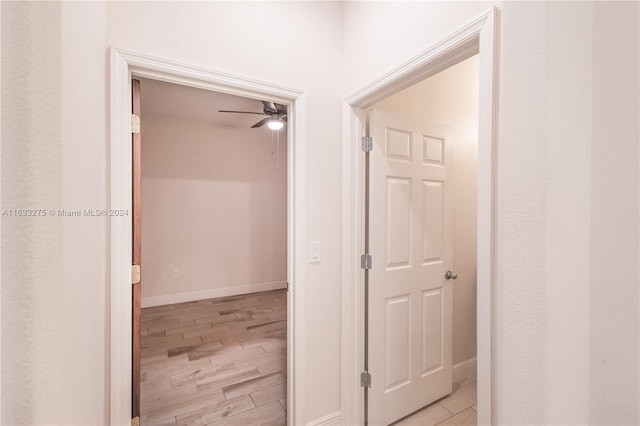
277, 130, 280, 170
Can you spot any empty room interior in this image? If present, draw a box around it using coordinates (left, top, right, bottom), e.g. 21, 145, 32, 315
138, 79, 289, 425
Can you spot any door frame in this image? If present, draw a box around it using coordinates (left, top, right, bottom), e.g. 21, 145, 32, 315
109, 48, 308, 426
340, 8, 499, 425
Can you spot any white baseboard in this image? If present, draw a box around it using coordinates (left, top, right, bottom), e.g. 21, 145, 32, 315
141, 280, 287, 308
452, 357, 477, 385
306, 411, 342, 426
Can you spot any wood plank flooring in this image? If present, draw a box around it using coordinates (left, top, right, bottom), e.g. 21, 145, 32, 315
140, 290, 287, 426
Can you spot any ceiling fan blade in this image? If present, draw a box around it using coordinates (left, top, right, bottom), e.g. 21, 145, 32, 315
251, 117, 270, 128
261, 101, 278, 113
218, 110, 267, 115
274, 103, 287, 114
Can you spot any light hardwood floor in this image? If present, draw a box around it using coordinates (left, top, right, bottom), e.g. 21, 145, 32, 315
140, 290, 287, 426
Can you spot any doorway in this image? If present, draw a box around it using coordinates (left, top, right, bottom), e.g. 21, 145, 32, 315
366, 55, 479, 426
135, 79, 289, 424
109, 49, 307, 426
340, 8, 498, 426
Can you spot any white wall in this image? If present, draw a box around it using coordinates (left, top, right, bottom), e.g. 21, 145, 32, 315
589, 2, 639, 422
375, 55, 479, 366
140, 113, 287, 306
546, 3, 592, 422
1, 1, 638, 425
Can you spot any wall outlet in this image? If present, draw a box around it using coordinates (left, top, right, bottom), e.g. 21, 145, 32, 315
172, 269, 180, 278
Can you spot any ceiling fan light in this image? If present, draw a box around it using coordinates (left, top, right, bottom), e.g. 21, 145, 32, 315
267, 119, 284, 131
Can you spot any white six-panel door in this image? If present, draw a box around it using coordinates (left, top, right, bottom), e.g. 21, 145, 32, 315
369, 109, 453, 425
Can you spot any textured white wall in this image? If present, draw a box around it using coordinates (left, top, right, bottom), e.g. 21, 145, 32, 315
1, 2, 64, 422
1, 1, 108, 424
141, 113, 287, 303
375, 56, 479, 366
546, 3, 592, 423
497, 4, 548, 423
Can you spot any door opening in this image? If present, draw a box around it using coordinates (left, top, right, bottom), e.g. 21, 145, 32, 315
109, 48, 307, 426
365, 55, 479, 425
133, 78, 290, 425
340, 8, 498, 426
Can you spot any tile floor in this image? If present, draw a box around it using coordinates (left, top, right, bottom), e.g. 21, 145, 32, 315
391, 379, 477, 426
139, 290, 287, 426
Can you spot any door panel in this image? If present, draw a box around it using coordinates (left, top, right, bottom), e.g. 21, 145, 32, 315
386, 128, 412, 161
421, 289, 443, 375
422, 180, 444, 264
369, 109, 453, 425
385, 294, 411, 391
386, 177, 411, 268
423, 136, 445, 165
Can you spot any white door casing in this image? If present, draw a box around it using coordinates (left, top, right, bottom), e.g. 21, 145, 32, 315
369, 109, 453, 425
109, 48, 307, 426
341, 8, 498, 425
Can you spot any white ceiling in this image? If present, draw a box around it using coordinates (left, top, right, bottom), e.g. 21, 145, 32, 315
139, 77, 283, 128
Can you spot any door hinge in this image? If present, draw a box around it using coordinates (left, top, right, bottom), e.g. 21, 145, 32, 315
131, 264, 141, 285
131, 417, 140, 426
361, 254, 372, 270
361, 371, 372, 388
286, 282, 290, 291
131, 114, 140, 134
362, 136, 373, 152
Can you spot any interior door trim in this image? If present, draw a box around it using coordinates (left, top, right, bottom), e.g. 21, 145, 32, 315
340, 7, 499, 425
109, 48, 307, 426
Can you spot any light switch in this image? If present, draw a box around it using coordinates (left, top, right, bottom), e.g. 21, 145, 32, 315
309, 241, 321, 263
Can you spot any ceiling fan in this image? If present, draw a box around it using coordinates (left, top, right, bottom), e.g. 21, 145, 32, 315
219, 100, 287, 130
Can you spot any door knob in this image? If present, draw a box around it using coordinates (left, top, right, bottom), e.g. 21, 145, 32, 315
445, 270, 458, 280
